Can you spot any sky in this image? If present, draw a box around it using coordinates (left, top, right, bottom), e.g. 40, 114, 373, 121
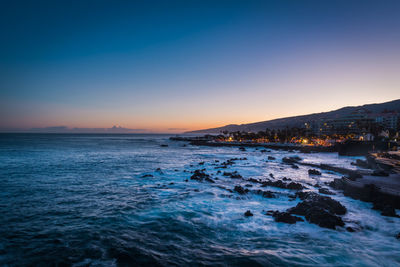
1, 0, 400, 133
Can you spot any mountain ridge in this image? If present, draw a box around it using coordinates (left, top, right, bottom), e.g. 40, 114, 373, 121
188, 99, 400, 134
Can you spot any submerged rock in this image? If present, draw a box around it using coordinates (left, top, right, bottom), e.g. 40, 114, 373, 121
308, 169, 322, 175
141, 174, 153, 178
244, 210, 253, 217
268, 156, 276, 160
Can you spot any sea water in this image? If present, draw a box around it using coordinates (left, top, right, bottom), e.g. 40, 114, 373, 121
0, 134, 399, 266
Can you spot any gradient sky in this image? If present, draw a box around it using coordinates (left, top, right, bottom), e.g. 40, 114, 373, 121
1, 0, 400, 132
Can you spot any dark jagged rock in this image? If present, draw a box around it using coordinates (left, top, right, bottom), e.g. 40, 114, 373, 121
239, 147, 246, 151
268, 156, 276, 160
141, 174, 153, 178
248, 178, 262, 184
234, 185, 249, 195
372, 170, 389, 177
351, 159, 371, 169
286, 182, 304, 190
198, 162, 205, 165
282, 177, 292, 181
262, 180, 305, 190
260, 149, 267, 153
282, 157, 301, 164
269, 173, 274, 178
244, 210, 253, 217
308, 169, 321, 175
160, 144, 168, 147
190, 169, 211, 181
287, 192, 347, 229
223, 171, 243, 179
290, 192, 347, 215
346, 227, 356, 232
291, 164, 299, 169
319, 188, 335, 195
245, 184, 253, 187
396, 232, 400, 239
303, 207, 345, 229
268, 211, 304, 224
381, 206, 399, 217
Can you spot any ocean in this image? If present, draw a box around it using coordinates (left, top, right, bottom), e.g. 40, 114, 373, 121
0, 134, 399, 266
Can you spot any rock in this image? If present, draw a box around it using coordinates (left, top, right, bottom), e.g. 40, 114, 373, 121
260, 149, 267, 153
396, 232, 400, 239
254, 189, 276, 198
269, 173, 274, 178
351, 159, 370, 169
381, 206, 398, 217
346, 227, 355, 232
234, 185, 249, 195
303, 207, 345, 229
372, 170, 389, 177
286, 182, 304, 190
319, 188, 335, 195
223, 171, 242, 179
268, 156, 276, 160
205, 177, 215, 183
282, 157, 300, 164
269, 211, 304, 224
262, 180, 304, 190
198, 162, 205, 165
248, 178, 261, 184
244, 210, 253, 217
239, 147, 246, 151
190, 169, 211, 181
141, 174, 153, 178
245, 184, 253, 187
160, 144, 168, 147
308, 169, 321, 175
288, 192, 347, 229
291, 164, 299, 169
290, 192, 347, 215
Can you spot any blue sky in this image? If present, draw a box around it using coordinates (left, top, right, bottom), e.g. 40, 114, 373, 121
1, 0, 400, 132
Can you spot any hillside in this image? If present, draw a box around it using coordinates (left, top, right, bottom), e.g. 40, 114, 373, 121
188, 99, 400, 134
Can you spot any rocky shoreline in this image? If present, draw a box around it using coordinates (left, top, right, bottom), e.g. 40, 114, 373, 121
168, 138, 400, 237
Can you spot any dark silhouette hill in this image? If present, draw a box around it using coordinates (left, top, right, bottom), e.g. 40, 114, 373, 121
188, 99, 400, 133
